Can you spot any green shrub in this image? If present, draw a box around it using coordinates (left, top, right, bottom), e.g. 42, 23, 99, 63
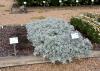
49, 0, 59, 6
70, 17, 100, 43
16, 0, 100, 6
16, 0, 34, 6
97, 18, 100, 22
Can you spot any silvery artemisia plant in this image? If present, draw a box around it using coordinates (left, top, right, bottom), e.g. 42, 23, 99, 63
26, 18, 92, 64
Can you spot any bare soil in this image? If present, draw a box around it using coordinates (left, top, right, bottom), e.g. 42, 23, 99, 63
0, 0, 100, 25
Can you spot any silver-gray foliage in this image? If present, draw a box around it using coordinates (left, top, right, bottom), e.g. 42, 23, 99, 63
26, 18, 92, 63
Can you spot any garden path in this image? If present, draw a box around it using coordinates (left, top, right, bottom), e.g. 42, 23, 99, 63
0, 0, 100, 25
0, 55, 49, 68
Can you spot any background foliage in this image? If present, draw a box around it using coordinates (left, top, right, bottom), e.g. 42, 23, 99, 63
16, 0, 100, 6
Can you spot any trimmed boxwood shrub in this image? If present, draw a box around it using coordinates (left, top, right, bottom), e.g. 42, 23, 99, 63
70, 17, 100, 43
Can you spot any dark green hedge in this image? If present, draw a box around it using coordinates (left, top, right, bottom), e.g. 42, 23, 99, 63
16, 0, 100, 6
70, 18, 100, 43
16, 0, 34, 6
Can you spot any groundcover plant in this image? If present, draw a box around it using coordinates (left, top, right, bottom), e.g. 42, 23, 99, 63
26, 18, 92, 64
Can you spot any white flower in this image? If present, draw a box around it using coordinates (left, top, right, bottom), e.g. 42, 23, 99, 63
23, 1, 27, 5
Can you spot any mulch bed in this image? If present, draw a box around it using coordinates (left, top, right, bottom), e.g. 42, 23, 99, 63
0, 25, 33, 57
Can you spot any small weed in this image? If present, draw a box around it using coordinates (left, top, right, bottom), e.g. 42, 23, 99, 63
31, 16, 46, 20
38, 10, 44, 13
0, 5, 5, 7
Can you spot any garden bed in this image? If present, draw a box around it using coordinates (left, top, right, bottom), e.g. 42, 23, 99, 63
0, 25, 33, 57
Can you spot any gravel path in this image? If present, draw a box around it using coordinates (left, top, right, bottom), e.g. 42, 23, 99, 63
0, 0, 100, 25
0, 6, 100, 25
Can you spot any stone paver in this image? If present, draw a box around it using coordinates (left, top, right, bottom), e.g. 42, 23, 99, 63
0, 56, 49, 68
